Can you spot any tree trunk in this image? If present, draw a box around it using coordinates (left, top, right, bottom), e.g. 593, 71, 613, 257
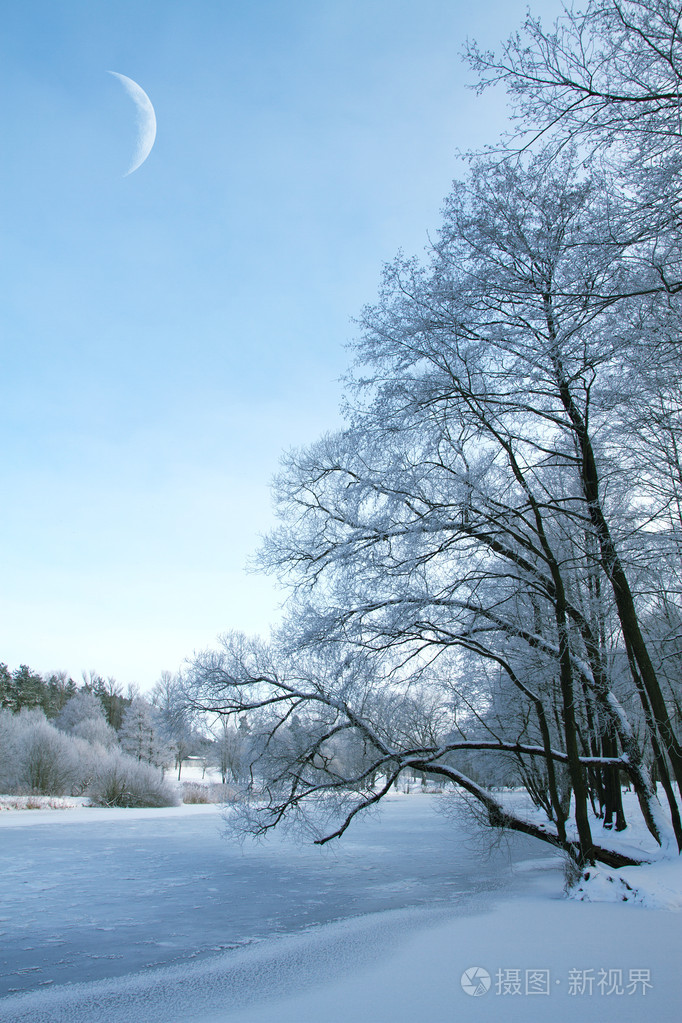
552, 349, 682, 793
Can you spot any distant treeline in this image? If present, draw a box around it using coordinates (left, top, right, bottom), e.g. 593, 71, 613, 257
0, 664, 132, 730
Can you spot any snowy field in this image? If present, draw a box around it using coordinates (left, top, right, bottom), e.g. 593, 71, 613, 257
0, 793, 680, 1022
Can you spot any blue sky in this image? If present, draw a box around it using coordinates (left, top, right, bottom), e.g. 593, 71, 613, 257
0, 0, 560, 690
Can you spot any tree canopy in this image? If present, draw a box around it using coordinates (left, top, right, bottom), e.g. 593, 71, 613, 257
184, 2, 682, 868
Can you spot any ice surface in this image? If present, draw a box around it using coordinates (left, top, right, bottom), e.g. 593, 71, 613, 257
0, 796, 542, 993
1, 794, 680, 1022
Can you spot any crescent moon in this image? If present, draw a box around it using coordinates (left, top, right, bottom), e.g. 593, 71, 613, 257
107, 71, 157, 176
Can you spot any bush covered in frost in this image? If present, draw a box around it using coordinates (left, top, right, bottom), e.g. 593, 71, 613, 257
0, 708, 81, 795
87, 750, 180, 807
20, 716, 78, 795
1, 708, 134, 799
182, 781, 239, 804
1, 706, 178, 806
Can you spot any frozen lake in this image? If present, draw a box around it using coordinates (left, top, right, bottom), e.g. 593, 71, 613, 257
0, 795, 551, 1018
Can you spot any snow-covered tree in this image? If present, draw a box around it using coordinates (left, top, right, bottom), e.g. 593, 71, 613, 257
184, 149, 682, 867
119, 699, 168, 769
465, 2, 682, 329
150, 671, 200, 780
207, 714, 254, 785
182, 3, 682, 870
55, 690, 117, 748
89, 674, 127, 730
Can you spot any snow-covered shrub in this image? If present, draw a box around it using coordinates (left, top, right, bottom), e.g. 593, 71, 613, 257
182, 781, 239, 804
67, 737, 111, 795
182, 781, 211, 803
2, 709, 85, 795
88, 750, 180, 807
71, 716, 118, 748
2, 708, 120, 797
16, 711, 78, 795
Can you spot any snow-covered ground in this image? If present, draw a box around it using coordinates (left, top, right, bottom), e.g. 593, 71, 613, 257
0, 793, 680, 1022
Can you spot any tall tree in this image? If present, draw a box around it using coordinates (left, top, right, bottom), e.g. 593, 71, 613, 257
119, 699, 168, 769
181, 2, 682, 869
91, 675, 128, 731
150, 671, 197, 780
185, 152, 681, 865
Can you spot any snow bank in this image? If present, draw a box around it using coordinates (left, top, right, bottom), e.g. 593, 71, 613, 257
0, 799, 220, 827
0, 794, 86, 811
221, 884, 681, 1023
569, 859, 682, 910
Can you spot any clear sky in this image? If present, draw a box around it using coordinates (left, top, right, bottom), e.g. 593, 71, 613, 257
0, 0, 561, 690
